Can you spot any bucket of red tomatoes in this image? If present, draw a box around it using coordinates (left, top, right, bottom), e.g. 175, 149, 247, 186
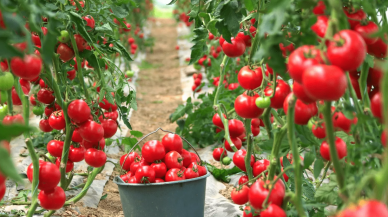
114, 128, 210, 217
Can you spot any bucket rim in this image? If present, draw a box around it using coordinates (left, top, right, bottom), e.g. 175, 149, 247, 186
114, 171, 211, 186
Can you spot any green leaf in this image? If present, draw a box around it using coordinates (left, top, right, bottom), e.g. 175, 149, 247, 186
122, 137, 139, 152
0, 41, 23, 58
314, 174, 340, 204
167, 0, 178, 5
219, 0, 242, 37
170, 104, 187, 122
41, 18, 61, 65
69, 12, 93, 44
115, 41, 132, 61
0, 124, 32, 141
0, 147, 23, 183
206, 163, 242, 182
243, 0, 255, 11
313, 158, 324, 179
189, 27, 208, 65
130, 131, 143, 138
258, 0, 291, 37
303, 152, 315, 169
100, 193, 108, 200
95, 23, 113, 35
111, 5, 129, 19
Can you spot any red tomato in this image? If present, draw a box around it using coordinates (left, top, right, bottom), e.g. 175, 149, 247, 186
141, 140, 166, 163
327, 30, 366, 72
19, 78, 31, 92
208, 32, 214, 40
165, 168, 185, 182
236, 32, 252, 47
261, 204, 287, 217
252, 159, 270, 177
238, 175, 249, 185
135, 165, 156, 183
69, 145, 86, 162
55, 158, 74, 173
39, 119, 53, 132
343, 8, 367, 29
11, 86, 29, 105
3, 114, 24, 126
311, 15, 328, 38
382, 131, 387, 147
228, 83, 239, 90
67, 100, 91, 124
102, 110, 119, 121
165, 151, 183, 169
188, 162, 207, 176
212, 113, 226, 129
71, 128, 83, 143
233, 149, 255, 172
367, 67, 382, 89
237, 66, 263, 90
320, 137, 347, 161
30, 95, 37, 106
333, 111, 357, 133
39, 79, 48, 88
184, 167, 199, 179
49, 110, 66, 130
212, 148, 227, 161
248, 179, 285, 210
264, 80, 291, 109
151, 162, 167, 178
293, 82, 315, 104
27, 161, 61, 191
83, 15, 95, 30
0, 141, 10, 154
127, 176, 138, 183
84, 148, 106, 167
47, 140, 64, 158
370, 91, 382, 119
101, 119, 118, 138
99, 97, 118, 112
57, 43, 75, 62
162, 133, 183, 153
82, 138, 105, 150
74, 34, 87, 52
120, 152, 140, 171
190, 152, 201, 164
302, 64, 347, 101
224, 137, 242, 152
228, 119, 245, 137
78, 120, 104, 143
235, 92, 264, 118
242, 206, 260, 217
220, 36, 246, 57
0, 182, 5, 201
10, 55, 42, 80
38, 186, 66, 210
37, 88, 55, 104
288, 45, 323, 83
283, 93, 317, 125
312, 123, 326, 139
181, 149, 192, 167
354, 21, 379, 45
231, 185, 250, 205
313, 1, 325, 15
367, 38, 387, 58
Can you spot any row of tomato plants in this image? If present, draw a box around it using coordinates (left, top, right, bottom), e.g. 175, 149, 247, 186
0, 0, 153, 216
171, 0, 388, 216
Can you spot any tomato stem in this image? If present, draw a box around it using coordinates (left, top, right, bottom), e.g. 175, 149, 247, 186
213, 55, 229, 106
244, 118, 254, 180
267, 125, 287, 181
315, 161, 331, 188
271, 108, 284, 126
6, 89, 13, 115
262, 107, 273, 139
247, 0, 263, 66
216, 107, 238, 152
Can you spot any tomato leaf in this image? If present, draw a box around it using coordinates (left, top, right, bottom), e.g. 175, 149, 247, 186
115, 41, 133, 61
41, 18, 61, 65
0, 123, 32, 141
167, 0, 178, 5
313, 158, 324, 179
0, 147, 23, 183
189, 26, 208, 65
205, 163, 242, 183
95, 23, 113, 35
303, 152, 315, 169
111, 5, 129, 19
243, 0, 256, 11
314, 174, 340, 204
130, 131, 143, 138
0, 41, 23, 58
100, 193, 108, 200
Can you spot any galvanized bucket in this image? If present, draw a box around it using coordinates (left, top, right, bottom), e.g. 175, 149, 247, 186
114, 128, 211, 217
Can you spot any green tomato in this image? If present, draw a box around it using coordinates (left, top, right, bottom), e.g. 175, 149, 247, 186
222, 156, 232, 165
57, 30, 70, 43
255, 96, 271, 108
0, 105, 7, 120
0, 91, 7, 104
193, 63, 201, 71
32, 106, 44, 116
307, 119, 314, 130
125, 70, 134, 78
0, 72, 15, 91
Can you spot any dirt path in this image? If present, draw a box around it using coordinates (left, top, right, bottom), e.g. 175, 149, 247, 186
74, 18, 182, 217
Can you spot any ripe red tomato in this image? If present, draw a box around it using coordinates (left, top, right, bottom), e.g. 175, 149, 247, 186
47, 140, 64, 158
208, 32, 214, 40
302, 64, 347, 101
84, 148, 107, 167
55, 158, 74, 173
188, 162, 207, 176
367, 38, 387, 58
320, 137, 347, 161
120, 152, 140, 171
37, 88, 55, 104
312, 123, 326, 139
237, 66, 263, 90
190, 152, 200, 164
10, 55, 42, 80
127, 176, 138, 183
44, 106, 55, 116
224, 137, 242, 152
69, 145, 86, 162
101, 119, 118, 138
288, 45, 323, 83
67, 100, 91, 124
3, 114, 24, 125
293, 82, 315, 104
11, 86, 29, 105
233, 149, 255, 172
249, 179, 285, 210
238, 175, 249, 185
99, 97, 118, 112
231, 185, 249, 205
264, 80, 291, 109
371, 91, 382, 119
242, 206, 260, 217
49, 110, 66, 130
39, 79, 48, 88
19, 78, 31, 92
228, 119, 245, 137
30, 95, 37, 106
67, 69, 76, 80
313, 1, 325, 15
57, 43, 75, 62
82, 138, 105, 150
261, 204, 287, 217
283, 93, 317, 125
213, 148, 227, 161
212, 113, 225, 129
83, 15, 95, 30
74, 34, 87, 52
181, 149, 192, 167
135, 165, 156, 183
165, 151, 183, 169
184, 167, 199, 179
38, 186, 66, 210
165, 168, 185, 182
162, 133, 183, 153
327, 30, 366, 72
236, 32, 252, 47
141, 140, 166, 163
27, 161, 61, 191
0, 141, 10, 154
311, 15, 328, 38
0, 182, 5, 201
382, 131, 387, 147
333, 111, 357, 133
367, 67, 382, 89
220, 36, 246, 57
39, 119, 53, 132
354, 21, 379, 45
343, 8, 367, 29
78, 120, 104, 143
235, 92, 264, 118
102, 110, 119, 121
71, 128, 83, 143
252, 159, 270, 177
151, 162, 167, 178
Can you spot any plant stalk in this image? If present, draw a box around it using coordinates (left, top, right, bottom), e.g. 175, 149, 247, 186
244, 118, 254, 180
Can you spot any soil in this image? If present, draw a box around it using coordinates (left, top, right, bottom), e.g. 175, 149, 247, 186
219, 183, 235, 201
72, 18, 182, 217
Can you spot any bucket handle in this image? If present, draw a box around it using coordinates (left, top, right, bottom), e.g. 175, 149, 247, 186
121, 128, 203, 169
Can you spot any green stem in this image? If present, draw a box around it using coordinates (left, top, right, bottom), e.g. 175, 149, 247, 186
247, 0, 262, 66
271, 108, 284, 126
316, 162, 331, 188
359, 64, 370, 106
25, 139, 39, 217
267, 125, 287, 181
216, 107, 238, 152
322, 101, 347, 197
244, 118, 253, 180
6, 89, 13, 115
213, 56, 228, 106
262, 107, 273, 139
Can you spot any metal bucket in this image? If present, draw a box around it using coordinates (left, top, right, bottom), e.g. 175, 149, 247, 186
114, 128, 211, 217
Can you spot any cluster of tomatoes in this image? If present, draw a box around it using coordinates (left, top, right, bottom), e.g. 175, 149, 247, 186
119, 133, 207, 184
191, 73, 203, 93
175, 11, 193, 27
